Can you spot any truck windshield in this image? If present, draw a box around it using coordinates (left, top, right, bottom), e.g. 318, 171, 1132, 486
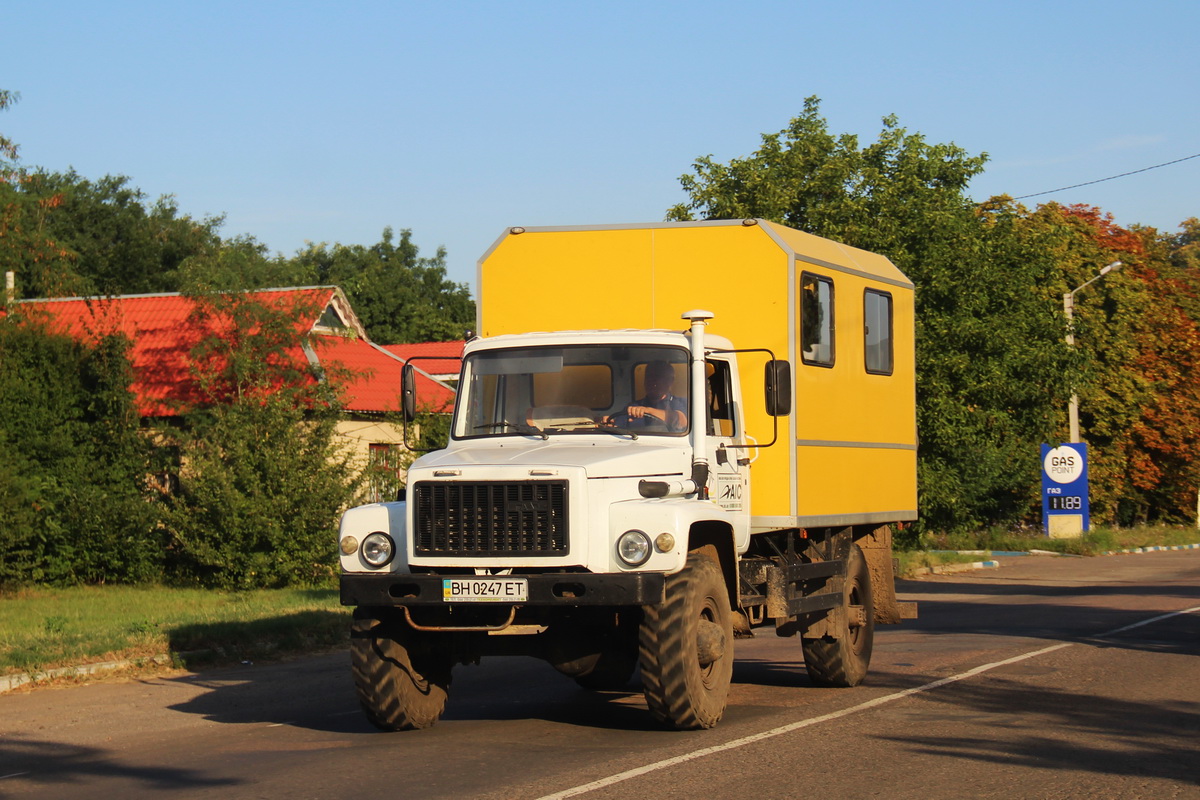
453, 345, 690, 439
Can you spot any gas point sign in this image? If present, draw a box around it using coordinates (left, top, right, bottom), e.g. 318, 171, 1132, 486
1041, 443, 1089, 537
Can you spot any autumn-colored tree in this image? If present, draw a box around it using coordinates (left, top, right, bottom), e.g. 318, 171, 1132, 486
1113, 223, 1200, 523
0, 178, 86, 298
1034, 205, 1151, 524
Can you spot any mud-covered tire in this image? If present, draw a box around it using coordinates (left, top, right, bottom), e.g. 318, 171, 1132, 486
802, 543, 874, 687
574, 646, 639, 691
350, 607, 453, 731
639, 554, 734, 729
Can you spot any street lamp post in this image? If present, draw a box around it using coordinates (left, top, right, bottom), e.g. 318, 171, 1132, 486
1064, 261, 1122, 443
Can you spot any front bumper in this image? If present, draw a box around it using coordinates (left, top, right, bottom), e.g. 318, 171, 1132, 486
341, 571, 666, 607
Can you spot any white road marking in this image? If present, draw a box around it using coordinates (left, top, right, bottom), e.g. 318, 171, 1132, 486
537, 605, 1200, 799
1, 773, 30, 780
1098, 605, 1200, 637
266, 709, 369, 728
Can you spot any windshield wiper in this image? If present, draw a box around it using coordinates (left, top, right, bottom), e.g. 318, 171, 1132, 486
594, 423, 638, 440
473, 422, 548, 439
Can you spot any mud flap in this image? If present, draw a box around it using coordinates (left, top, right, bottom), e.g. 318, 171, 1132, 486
858, 525, 917, 623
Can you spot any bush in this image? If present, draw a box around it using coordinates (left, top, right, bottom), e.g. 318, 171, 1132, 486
0, 314, 162, 586
161, 289, 360, 589
165, 398, 354, 589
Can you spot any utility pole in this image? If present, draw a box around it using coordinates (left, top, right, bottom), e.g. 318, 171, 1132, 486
1064, 261, 1122, 443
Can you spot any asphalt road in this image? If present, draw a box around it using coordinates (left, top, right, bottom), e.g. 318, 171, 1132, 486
2, 551, 1197, 800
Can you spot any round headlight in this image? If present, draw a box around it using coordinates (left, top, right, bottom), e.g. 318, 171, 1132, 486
339, 536, 359, 556
361, 532, 395, 567
617, 530, 652, 566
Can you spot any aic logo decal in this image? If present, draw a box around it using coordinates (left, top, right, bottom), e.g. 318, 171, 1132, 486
715, 475, 743, 511
1043, 446, 1084, 484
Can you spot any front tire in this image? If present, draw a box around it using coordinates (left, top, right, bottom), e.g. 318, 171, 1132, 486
801, 543, 874, 687
639, 554, 734, 729
350, 607, 453, 730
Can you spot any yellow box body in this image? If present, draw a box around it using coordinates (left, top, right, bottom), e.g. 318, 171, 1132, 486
477, 220, 917, 528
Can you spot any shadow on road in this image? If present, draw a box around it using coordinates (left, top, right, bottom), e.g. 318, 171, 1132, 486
0, 735, 241, 797
898, 573, 1200, 655
873, 675, 1200, 787
164, 652, 667, 734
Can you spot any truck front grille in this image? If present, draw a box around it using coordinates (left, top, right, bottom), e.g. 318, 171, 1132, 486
412, 481, 569, 557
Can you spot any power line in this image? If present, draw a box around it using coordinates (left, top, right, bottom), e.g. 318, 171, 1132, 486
1011, 151, 1200, 200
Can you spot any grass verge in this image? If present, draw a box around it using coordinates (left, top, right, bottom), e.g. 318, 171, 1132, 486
913, 523, 1200, 558
900, 523, 1200, 576
0, 585, 349, 678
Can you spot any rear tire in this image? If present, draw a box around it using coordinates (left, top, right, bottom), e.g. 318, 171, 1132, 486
802, 543, 874, 687
350, 607, 453, 730
639, 554, 734, 729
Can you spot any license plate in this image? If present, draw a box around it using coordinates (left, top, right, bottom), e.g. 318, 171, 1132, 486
443, 578, 528, 603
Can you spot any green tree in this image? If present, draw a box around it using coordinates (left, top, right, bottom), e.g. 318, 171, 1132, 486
173, 234, 315, 294
0, 89, 19, 176
164, 290, 360, 588
289, 227, 474, 344
0, 169, 224, 299
669, 99, 1075, 532
1170, 217, 1200, 274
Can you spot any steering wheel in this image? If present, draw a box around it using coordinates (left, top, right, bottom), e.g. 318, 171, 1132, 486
607, 410, 665, 430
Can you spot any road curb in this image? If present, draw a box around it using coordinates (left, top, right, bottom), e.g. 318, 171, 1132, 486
909, 560, 1001, 578
1102, 543, 1200, 556
1, 654, 172, 695
906, 543, 1200, 580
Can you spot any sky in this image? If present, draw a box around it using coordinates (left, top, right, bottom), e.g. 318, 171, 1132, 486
4, 1, 1197, 293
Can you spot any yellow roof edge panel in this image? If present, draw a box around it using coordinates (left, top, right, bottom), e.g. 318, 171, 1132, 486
758, 220, 913, 289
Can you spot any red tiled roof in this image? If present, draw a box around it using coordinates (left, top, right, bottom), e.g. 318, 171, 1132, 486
310, 335, 454, 414
5, 287, 454, 416
383, 341, 464, 378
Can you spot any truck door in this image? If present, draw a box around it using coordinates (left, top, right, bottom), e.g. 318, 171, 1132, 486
704, 358, 748, 519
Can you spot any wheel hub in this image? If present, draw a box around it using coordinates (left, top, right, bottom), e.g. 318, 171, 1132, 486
696, 619, 726, 665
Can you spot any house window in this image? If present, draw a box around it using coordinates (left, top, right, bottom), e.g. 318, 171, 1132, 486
801, 273, 835, 367
317, 304, 347, 332
864, 289, 893, 375
367, 443, 404, 503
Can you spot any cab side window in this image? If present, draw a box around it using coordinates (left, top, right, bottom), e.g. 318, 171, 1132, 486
705, 360, 735, 437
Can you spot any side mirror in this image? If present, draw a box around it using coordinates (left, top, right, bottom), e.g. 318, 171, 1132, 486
401, 363, 417, 422
765, 360, 791, 416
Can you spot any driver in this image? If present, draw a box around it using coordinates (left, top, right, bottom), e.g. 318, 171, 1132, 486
610, 360, 687, 432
